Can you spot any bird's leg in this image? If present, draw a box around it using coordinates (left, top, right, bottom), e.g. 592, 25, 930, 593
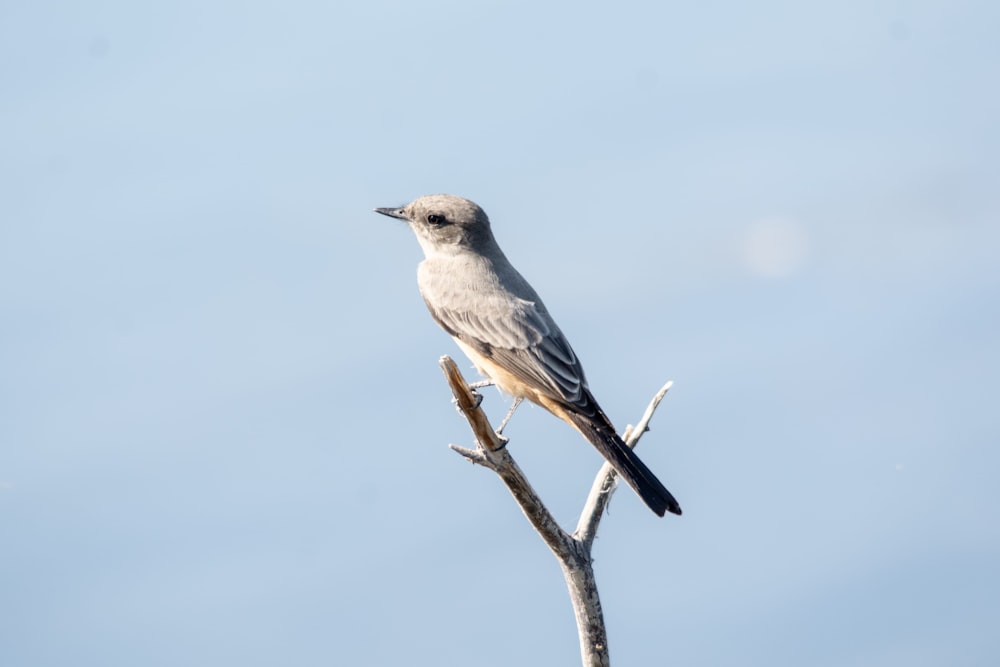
468, 379, 494, 390
496, 397, 524, 435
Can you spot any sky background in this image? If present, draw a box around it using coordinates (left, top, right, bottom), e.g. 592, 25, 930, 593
2, 1, 999, 665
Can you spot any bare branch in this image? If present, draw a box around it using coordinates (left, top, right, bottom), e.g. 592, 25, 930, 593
439, 356, 507, 453
628, 381, 674, 447
439, 356, 574, 560
575, 381, 673, 548
437, 356, 675, 667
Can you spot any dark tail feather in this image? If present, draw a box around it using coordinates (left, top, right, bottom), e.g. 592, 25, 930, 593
565, 410, 682, 517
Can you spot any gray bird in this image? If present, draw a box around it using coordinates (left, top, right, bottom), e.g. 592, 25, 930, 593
375, 194, 681, 516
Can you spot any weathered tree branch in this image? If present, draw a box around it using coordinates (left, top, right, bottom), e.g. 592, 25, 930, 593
575, 381, 673, 549
441, 357, 574, 561
438, 356, 674, 667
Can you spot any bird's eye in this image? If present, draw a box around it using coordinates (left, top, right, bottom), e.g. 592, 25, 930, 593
427, 214, 445, 225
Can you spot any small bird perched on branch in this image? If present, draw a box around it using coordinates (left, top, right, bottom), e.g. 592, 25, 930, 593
375, 194, 681, 517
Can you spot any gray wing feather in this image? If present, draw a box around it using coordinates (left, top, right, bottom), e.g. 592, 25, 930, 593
424, 294, 591, 412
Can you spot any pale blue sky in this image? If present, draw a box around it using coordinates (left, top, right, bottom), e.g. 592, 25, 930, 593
2, 1, 999, 665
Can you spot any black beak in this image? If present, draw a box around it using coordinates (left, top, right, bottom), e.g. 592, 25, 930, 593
374, 207, 408, 221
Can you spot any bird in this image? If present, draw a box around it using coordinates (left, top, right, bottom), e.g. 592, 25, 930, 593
375, 194, 681, 516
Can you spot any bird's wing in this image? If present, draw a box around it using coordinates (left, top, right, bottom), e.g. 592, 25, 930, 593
424, 293, 593, 413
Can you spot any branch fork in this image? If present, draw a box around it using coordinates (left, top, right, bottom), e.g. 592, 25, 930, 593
438, 355, 674, 667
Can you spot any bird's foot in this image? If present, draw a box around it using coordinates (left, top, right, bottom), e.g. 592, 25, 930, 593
454, 392, 484, 411
492, 432, 509, 450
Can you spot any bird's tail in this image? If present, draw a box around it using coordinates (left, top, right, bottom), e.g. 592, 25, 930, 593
563, 409, 682, 517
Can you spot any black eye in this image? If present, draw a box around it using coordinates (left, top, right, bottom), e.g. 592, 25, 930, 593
427, 214, 445, 225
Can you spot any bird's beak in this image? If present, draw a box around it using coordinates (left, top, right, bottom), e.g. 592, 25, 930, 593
374, 207, 408, 221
